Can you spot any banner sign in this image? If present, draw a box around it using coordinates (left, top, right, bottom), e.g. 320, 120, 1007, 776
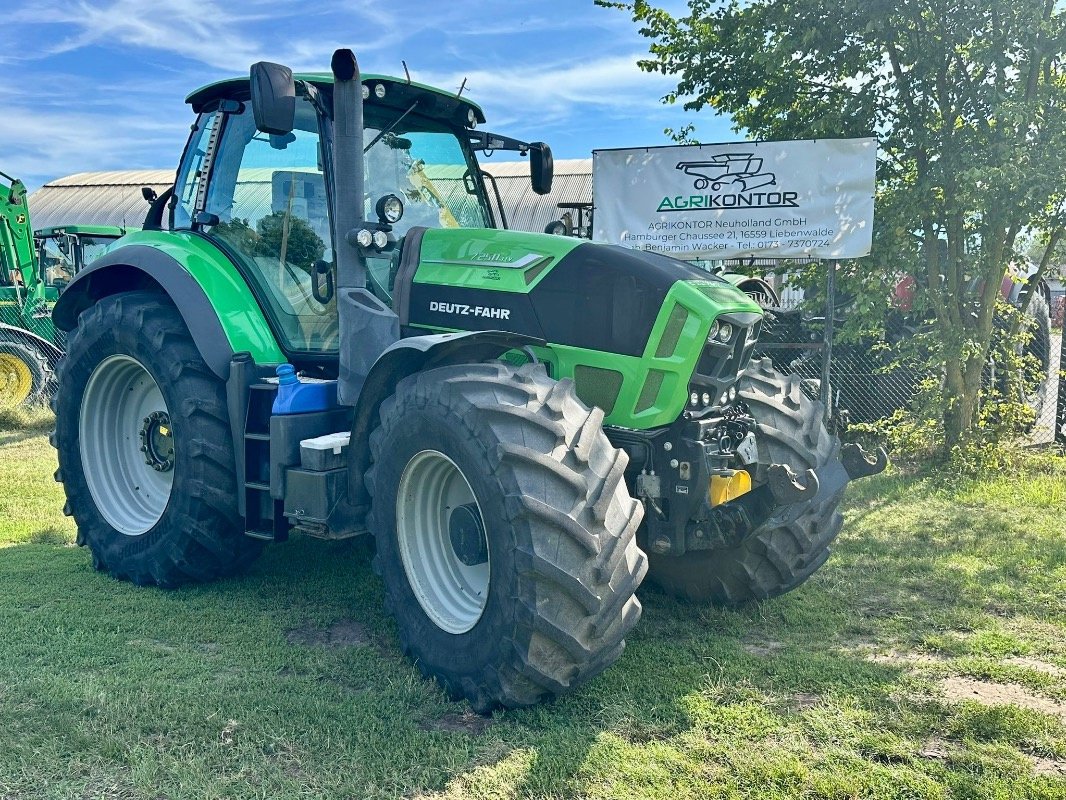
592, 138, 875, 260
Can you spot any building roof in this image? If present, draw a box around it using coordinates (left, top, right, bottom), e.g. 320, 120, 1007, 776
28, 170, 176, 231
27, 160, 595, 235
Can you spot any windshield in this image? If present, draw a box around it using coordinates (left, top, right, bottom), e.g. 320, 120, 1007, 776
361, 110, 490, 301
363, 113, 490, 235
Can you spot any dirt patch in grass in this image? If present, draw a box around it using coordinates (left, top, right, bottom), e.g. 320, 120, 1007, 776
865, 649, 950, 666
285, 619, 370, 648
742, 638, 786, 657
421, 711, 492, 735
940, 677, 1066, 722
790, 692, 821, 710
917, 737, 957, 761
1030, 755, 1066, 776
1004, 656, 1065, 677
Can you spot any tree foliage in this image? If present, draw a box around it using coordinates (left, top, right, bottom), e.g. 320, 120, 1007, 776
600, 0, 1066, 447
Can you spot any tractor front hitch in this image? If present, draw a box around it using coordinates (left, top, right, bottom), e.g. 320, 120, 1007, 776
841, 442, 889, 480
766, 463, 819, 504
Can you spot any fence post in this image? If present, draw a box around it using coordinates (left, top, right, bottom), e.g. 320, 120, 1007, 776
820, 260, 836, 424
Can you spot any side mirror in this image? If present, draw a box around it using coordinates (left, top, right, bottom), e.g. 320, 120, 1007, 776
250, 61, 296, 135
530, 142, 553, 195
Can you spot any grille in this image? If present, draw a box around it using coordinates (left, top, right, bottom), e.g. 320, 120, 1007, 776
694, 318, 762, 395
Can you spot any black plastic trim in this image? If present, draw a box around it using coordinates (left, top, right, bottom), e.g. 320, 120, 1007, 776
391, 226, 427, 326
52, 244, 234, 379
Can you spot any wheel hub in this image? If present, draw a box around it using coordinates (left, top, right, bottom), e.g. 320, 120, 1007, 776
79, 354, 174, 536
0, 353, 32, 408
139, 411, 174, 472
448, 503, 488, 567
395, 450, 491, 634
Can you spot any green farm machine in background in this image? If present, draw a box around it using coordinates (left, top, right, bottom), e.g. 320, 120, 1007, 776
51, 49, 885, 710
0, 170, 123, 407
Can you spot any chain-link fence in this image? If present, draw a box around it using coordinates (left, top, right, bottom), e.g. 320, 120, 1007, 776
0, 296, 65, 412
751, 298, 1064, 446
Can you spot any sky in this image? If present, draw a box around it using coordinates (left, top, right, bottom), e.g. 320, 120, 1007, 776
0, 0, 737, 191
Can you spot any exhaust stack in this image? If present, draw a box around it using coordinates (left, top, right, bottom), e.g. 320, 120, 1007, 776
329, 48, 400, 406
330, 48, 367, 290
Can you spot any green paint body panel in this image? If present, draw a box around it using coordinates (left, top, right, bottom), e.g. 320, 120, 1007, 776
108, 230, 285, 364
412, 228, 583, 293
407, 227, 763, 430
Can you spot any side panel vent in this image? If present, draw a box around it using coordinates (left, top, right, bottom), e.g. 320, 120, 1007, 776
574, 365, 623, 415
635, 369, 667, 413
654, 305, 689, 358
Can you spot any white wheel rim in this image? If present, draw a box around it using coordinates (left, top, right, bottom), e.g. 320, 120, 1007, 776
80, 355, 174, 536
395, 450, 490, 634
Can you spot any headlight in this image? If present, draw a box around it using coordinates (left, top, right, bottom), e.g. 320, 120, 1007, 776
372, 230, 389, 249
701, 392, 711, 406
707, 321, 720, 343
728, 386, 737, 401
376, 194, 404, 224
374, 83, 386, 99
355, 229, 373, 248
467, 108, 477, 127
690, 391, 699, 406
361, 85, 370, 100
716, 322, 733, 342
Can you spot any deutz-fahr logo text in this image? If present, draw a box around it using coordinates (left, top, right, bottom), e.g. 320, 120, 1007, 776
429, 301, 511, 320
658, 154, 799, 212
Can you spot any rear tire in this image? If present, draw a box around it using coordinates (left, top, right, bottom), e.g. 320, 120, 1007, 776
52, 291, 262, 586
647, 359, 844, 605
0, 339, 48, 409
366, 362, 647, 711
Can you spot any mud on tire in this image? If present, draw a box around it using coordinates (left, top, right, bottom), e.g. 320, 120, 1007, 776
52, 291, 262, 586
647, 358, 844, 605
366, 362, 647, 711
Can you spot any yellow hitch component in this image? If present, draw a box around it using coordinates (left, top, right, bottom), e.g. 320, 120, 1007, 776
709, 470, 752, 507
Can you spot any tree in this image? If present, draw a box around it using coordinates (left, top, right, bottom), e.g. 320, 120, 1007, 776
600, 0, 1066, 449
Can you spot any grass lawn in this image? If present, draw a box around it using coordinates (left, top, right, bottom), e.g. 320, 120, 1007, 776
0, 428, 1064, 799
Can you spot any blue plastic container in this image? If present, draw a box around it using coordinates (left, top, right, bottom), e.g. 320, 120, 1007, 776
271, 364, 339, 415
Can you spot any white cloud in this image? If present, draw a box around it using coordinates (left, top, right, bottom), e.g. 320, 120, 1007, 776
414, 53, 677, 128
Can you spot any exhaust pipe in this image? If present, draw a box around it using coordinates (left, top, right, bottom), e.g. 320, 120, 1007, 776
329, 48, 399, 406
330, 48, 367, 290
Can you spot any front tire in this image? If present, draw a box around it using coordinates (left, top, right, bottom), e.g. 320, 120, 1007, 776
53, 291, 262, 586
647, 359, 844, 605
366, 362, 647, 711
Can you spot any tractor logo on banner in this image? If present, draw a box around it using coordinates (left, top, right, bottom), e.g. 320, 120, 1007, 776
675, 154, 776, 193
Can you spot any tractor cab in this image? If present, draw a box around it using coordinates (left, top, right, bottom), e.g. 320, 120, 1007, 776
34, 226, 125, 291
176, 72, 551, 356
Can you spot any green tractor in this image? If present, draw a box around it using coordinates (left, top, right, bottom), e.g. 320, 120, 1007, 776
1, 170, 123, 407
52, 50, 885, 710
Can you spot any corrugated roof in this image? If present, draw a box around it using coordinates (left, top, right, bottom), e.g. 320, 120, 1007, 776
28, 170, 176, 230
27, 160, 594, 234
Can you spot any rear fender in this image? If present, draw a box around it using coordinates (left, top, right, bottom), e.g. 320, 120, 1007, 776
53, 240, 283, 380
718, 273, 780, 308
346, 329, 546, 506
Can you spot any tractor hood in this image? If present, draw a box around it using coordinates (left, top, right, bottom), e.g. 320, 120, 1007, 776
405, 227, 762, 357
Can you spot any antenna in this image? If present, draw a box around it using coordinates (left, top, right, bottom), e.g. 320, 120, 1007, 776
402, 60, 411, 84
457, 77, 467, 97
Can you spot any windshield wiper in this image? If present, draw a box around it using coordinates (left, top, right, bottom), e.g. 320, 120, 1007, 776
364, 100, 420, 153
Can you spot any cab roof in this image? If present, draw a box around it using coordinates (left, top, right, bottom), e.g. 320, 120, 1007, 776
185, 72, 486, 125
35, 224, 126, 237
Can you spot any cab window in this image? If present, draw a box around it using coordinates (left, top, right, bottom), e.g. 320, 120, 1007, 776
203, 97, 336, 352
